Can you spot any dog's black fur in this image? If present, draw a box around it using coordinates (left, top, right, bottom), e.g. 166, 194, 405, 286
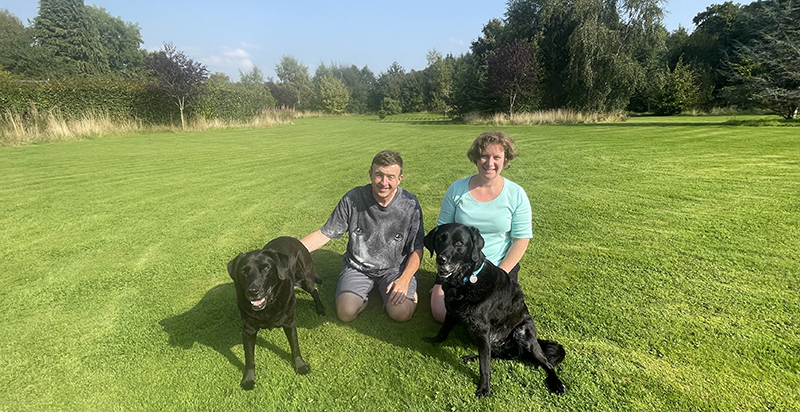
227, 236, 325, 390
423, 223, 566, 397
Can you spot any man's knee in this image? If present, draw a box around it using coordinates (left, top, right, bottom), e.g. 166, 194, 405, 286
387, 298, 417, 323
336, 293, 366, 323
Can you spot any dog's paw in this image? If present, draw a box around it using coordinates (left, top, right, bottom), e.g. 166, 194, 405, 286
423, 336, 444, 344
461, 354, 479, 363
546, 375, 566, 395
240, 369, 256, 390
295, 362, 311, 375
475, 386, 492, 398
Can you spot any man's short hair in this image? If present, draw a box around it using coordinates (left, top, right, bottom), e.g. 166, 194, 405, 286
371, 150, 404, 174
466, 131, 519, 170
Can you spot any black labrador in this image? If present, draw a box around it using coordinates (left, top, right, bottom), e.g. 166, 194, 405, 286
227, 236, 325, 390
423, 223, 566, 397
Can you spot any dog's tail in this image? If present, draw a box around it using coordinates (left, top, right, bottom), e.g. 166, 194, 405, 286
538, 339, 565, 367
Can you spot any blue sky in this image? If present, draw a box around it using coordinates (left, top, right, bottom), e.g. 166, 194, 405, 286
4, 0, 722, 81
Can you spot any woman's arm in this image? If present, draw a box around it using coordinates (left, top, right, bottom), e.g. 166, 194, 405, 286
498, 238, 529, 273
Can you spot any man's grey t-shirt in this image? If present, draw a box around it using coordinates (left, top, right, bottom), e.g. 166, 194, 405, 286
321, 185, 424, 276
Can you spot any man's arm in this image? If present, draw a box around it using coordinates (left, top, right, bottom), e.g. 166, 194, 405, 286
300, 230, 331, 253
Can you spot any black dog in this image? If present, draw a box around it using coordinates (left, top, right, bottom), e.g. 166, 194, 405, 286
227, 236, 325, 390
423, 223, 565, 397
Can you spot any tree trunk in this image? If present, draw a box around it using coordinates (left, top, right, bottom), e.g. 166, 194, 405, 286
178, 96, 186, 131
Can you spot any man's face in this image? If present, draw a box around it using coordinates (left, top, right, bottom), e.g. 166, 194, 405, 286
369, 163, 403, 204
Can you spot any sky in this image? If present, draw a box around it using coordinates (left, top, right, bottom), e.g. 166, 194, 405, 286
3, 0, 722, 82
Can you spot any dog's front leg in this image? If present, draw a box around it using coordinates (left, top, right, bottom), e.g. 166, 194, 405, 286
475, 335, 492, 398
241, 328, 258, 390
423, 313, 458, 343
283, 326, 311, 375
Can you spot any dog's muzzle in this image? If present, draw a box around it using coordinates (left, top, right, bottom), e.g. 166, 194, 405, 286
250, 297, 267, 311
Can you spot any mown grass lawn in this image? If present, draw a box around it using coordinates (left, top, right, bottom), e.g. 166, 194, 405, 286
1, 114, 797, 411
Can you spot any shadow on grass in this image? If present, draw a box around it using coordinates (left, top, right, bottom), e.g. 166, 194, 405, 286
158, 249, 481, 386
158, 280, 329, 376
310, 249, 478, 382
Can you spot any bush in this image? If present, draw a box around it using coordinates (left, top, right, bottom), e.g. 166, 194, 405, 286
0, 75, 176, 124
194, 83, 276, 121
379, 97, 402, 118
648, 58, 700, 116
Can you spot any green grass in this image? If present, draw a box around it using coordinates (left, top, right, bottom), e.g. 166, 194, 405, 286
1, 114, 798, 411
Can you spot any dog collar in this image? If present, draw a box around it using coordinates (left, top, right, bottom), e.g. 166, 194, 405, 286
463, 261, 485, 284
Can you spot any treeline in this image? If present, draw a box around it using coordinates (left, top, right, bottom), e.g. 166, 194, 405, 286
1, 0, 798, 124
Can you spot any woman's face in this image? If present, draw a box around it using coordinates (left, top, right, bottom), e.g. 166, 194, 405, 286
476, 143, 505, 181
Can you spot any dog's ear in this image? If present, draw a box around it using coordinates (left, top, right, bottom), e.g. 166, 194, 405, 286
227, 253, 243, 280
264, 250, 291, 280
468, 226, 485, 263
424, 225, 440, 257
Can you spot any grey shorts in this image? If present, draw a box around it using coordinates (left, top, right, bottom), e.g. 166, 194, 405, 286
336, 266, 418, 307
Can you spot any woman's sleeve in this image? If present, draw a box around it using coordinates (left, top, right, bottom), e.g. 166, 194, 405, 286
510, 187, 533, 239
437, 183, 457, 225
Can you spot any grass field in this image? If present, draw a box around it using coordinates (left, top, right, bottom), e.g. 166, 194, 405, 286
1, 114, 798, 411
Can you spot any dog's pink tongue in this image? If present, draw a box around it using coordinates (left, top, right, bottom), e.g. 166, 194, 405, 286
251, 298, 266, 306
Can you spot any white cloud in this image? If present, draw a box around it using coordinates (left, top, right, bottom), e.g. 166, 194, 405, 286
240, 42, 262, 50
206, 47, 255, 74
448, 37, 466, 47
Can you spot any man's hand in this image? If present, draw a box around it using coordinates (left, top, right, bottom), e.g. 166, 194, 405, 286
386, 278, 411, 306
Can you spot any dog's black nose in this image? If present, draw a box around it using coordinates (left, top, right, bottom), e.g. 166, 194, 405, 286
437, 255, 449, 265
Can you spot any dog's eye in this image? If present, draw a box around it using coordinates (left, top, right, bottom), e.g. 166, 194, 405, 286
261, 264, 271, 272
455, 241, 463, 246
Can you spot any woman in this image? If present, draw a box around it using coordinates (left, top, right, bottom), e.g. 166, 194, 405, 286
431, 131, 532, 323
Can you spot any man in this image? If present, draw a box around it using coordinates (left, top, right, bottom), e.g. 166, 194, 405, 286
301, 150, 423, 323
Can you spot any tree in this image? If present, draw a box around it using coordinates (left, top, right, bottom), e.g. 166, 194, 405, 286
144, 42, 208, 130
424, 49, 454, 115
206, 72, 231, 87
273, 55, 313, 110
335, 64, 375, 114
33, 0, 109, 75
85, 6, 144, 75
503, 0, 666, 112
648, 57, 700, 115
680, 2, 748, 107
486, 39, 538, 117
0, 10, 43, 76
316, 75, 349, 114
239, 65, 265, 88
724, 0, 800, 119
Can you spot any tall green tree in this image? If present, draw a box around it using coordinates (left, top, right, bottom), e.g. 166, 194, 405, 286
315, 74, 349, 114
237, 65, 276, 111
0, 10, 48, 76
33, 0, 109, 75
424, 49, 454, 115
335, 64, 375, 114
85, 6, 144, 75
503, 0, 665, 112
648, 56, 700, 115
144, 42, 208, 130
724, 0, 800, 119
680, 2, 748, 107
272, 55, 313, 110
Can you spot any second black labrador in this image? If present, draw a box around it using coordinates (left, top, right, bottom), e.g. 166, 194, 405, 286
423, 223, 566, 397
227, 236, 325, 390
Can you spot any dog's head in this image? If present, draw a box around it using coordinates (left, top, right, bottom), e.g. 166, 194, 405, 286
227, 248, 291, 311
424, 223, 485, 280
